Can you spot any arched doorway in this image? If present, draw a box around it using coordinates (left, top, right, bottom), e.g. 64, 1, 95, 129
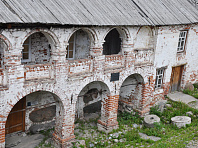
103, 28, 121, 55
5, 91, 64, 147
119, 74, 144, 112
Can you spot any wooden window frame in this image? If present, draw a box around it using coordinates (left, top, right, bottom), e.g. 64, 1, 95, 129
155, 68, 165, 89
22, 37, 31, 62
177, 30, 188, 52
66, 33, 76, 60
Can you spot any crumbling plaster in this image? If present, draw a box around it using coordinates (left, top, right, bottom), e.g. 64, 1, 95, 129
0, 24, 197, 147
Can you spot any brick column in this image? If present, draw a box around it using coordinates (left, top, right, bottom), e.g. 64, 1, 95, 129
140, 77, 155, 115
98, 95, 119, 133
0, 117, 6, 148
53, 95, 76, 148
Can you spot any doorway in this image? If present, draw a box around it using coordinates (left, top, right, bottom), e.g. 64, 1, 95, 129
170, 65, 184, 92
5, 97, 26, 134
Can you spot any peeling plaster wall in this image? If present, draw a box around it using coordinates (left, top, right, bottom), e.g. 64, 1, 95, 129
1, 24, 197, 147
23, 32, 51, 64
154, 25, 198, 97
75, 30, 90, 59
25, 91, 56, 130
134, 26, 153, 49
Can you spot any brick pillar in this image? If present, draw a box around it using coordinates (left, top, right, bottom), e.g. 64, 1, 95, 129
140, 78, 155, 115
0, 117, 6, 148
98, 95, 119, 133
53, 96, 76, 148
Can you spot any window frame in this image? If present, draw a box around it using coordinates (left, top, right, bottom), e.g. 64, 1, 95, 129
155, 68, 165, 89
22, 37, 31, 62
177, 30, 188, 52
66, 33, 76, 60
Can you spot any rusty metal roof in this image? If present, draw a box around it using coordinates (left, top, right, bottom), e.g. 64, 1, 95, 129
0, 0, 198, 26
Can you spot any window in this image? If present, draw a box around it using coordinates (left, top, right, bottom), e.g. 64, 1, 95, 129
177, 30, 188, 52
155, 68, 165, 89
103, 29, 121, 55
22, 37, 31, 62
66, 34, 75, 60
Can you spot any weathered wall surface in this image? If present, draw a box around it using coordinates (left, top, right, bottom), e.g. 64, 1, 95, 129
154, 25, 198, 96
25, 91, 56, 130
0, 24, 197, 147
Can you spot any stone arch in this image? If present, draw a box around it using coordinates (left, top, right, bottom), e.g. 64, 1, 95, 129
0, 34, 12, 50
119, 73, 144, 112
76, 81, 110, 119
21, 28, 60, 49
102, 27, 131, 55
21, 30, 58, 64
103, 27, 131, 43
66, 28, 98, 48
65, 28, 97, 60
134, 26, 154, 49
4, 89, 65, 147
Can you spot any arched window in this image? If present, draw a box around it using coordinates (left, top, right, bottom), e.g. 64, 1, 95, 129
103, 29, 121, 55
66, 30, 90, 60
22, 32, 51, 64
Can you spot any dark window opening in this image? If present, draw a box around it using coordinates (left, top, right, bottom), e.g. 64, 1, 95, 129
103, 29, 121, 55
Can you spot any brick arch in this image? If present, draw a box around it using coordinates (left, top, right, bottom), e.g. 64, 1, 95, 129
102, 27, 131, 43
74, 79, 112, 97
0, 34, 12, 50
135, 26, 154, 49
75, 81, 111, 119
20, 28, 61, 49
4, 86, 65, 118
2, 88, 66, 147
65, 28, 98, 48
119, 73, 145, 112
78, 81, 110, 97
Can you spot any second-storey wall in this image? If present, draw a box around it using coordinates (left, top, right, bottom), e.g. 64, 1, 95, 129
0, 23, 197, 147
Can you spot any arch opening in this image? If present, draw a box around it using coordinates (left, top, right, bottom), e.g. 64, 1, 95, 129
103, 28, 121, 55
5, 91, 64, 147
76, 81, 110, 121
119, 74, 144, 113
66, 29, 90, 60
22, 32, 53, 64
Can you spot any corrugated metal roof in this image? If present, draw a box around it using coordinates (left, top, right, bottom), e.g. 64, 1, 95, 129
0, 0, 198, 26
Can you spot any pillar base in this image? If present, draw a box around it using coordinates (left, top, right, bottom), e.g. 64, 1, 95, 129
53, 133, 75, 148
97, 120, 118, 133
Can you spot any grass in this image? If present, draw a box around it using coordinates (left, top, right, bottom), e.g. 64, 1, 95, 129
183, 83, 198, 99
74, 99, 198, 148
35, 128, 54, 148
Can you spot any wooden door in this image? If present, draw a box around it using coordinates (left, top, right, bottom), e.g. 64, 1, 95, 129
170, 65, 184, 92
5, 97, 26, 134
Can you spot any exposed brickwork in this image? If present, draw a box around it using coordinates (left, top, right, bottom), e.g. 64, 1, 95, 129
0, 24, 197, 147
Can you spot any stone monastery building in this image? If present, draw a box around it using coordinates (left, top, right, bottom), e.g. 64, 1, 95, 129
0, 0, 198, 147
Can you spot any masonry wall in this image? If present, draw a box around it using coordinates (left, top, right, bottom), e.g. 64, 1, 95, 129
1, 24, 197, 147
154, 24, 198, 97
25, 91, 56, 130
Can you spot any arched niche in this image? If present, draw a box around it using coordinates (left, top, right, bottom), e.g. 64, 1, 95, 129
134, 26, 154, 49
